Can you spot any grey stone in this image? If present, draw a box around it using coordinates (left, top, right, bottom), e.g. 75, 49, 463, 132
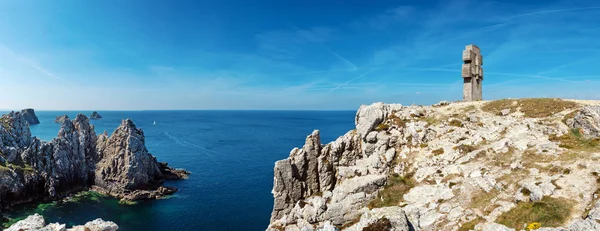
21, 108, 40, 125
568, 106, 600, 139
462, 44, 484, 101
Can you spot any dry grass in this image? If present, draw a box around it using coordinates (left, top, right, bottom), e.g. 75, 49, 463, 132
496, 197, 574, 229
375, 123, 390, 131
482, 98, 578, 118
432, 148, 445, 156
469, 189, 500, 214
368, 173, 416, 209
453, 144, 477, 154
458, 218, 483, 231
339, 216, 362, 230
449, 119, 464, 127
362, 217, 392, 231
549, 128, 600, 151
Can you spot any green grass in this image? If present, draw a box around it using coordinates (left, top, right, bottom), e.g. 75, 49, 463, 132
496, 197, 573, 229
549, 128, 600, 151
368, 173, 415, 209
482, 98, 578, 118
459, 218, 483, 231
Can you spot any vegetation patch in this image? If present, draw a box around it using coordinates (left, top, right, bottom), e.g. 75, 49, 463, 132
482, 98, 578, 118
453, 144, 476, 154
368, 173, 415, 209
339, 216, 362, 230
549, 128, 600, 151
375, 123, 390, 131
458, 218, 483, 231
449, 119, 463, 127
362, 217, 392, 231
496, 197, 573, 229
432, 148, 445, 156
469, 189, 500, 214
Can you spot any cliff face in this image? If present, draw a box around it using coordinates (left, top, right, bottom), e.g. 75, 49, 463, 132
267, 99, 600, 231
0, 111, 187, 212
20, 109, 39, 125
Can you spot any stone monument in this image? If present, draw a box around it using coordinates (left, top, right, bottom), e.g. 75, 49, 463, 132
462, 44, 483, 101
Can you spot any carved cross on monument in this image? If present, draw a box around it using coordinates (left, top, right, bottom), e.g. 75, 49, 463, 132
462, 44, 483, 101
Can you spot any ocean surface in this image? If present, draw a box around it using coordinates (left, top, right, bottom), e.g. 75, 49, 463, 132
1, 110, 356, 231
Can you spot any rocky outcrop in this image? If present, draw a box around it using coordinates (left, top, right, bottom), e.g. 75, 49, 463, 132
567, 105, 600, 139
0, 112, 188, 213
268, 100, 600, 231
5, 213, 118, 231
20, 109, 39, 125
54, 115, 69, 124
93, 119, 187, 201
90, 111, 102, 120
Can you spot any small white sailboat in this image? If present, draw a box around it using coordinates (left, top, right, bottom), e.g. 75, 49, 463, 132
153, 121, 156, 125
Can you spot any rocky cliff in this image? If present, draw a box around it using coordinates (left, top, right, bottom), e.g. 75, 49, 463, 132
267, 99, 600, 231
0, 111, 188, 213
54, 115, 69, 124
20, 109, 40, 125
5, 213, 118, 231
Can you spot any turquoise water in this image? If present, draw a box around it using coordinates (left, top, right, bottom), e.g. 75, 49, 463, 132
2, 110, 355, 231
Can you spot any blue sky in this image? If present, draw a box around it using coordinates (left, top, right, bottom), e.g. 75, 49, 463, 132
1, 0, 600, 110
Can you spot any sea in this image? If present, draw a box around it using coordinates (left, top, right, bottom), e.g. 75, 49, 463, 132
1, 110, 356, 231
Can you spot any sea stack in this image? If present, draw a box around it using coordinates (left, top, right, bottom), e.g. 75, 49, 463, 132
0, 112, 189, 213
20, 108, 40, 125
90, 111, 102, 120
54, 115, 70, 124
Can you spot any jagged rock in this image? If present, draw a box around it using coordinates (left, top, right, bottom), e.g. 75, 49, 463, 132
54, 115, 69, 124
90, 111, 102, 120
0, 112, 187, 213
568, 106, 600, 139
21, 109, 40, 125
500, 109, 510, 116
94, 119, 186, 201
269, 100, 600, 231
5, 214, 118, 231
355, 102, 403, 139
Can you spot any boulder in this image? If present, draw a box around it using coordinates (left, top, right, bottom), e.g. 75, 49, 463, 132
568, 106, 600, 139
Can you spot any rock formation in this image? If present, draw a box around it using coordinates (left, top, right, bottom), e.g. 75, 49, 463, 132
20, 109, 40, 125
54, 115, 69, 124
90, 111, 102, 120
93, 119, 188, 201
0, 111, 188, 213
267, 99, 600, 231
462, 44, 484, 101
5, 213, 118, 231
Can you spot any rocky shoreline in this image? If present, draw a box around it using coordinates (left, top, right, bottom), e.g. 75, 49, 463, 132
5, 213, 118, 231
0, 111, 189, 215
267, 99, 600, 231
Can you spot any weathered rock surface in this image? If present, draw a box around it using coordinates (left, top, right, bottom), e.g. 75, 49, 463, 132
5, 213, 118, 231
20, 109, 40, 125
568, 105, 600, 139
268, 100, 600, 231
54, 115, 69, 124
0, 111, 188, 213
90, 111, 102, 120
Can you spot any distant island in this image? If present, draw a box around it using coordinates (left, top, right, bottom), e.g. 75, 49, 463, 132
90, 111, 102, 120
20, 108, 39, 125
